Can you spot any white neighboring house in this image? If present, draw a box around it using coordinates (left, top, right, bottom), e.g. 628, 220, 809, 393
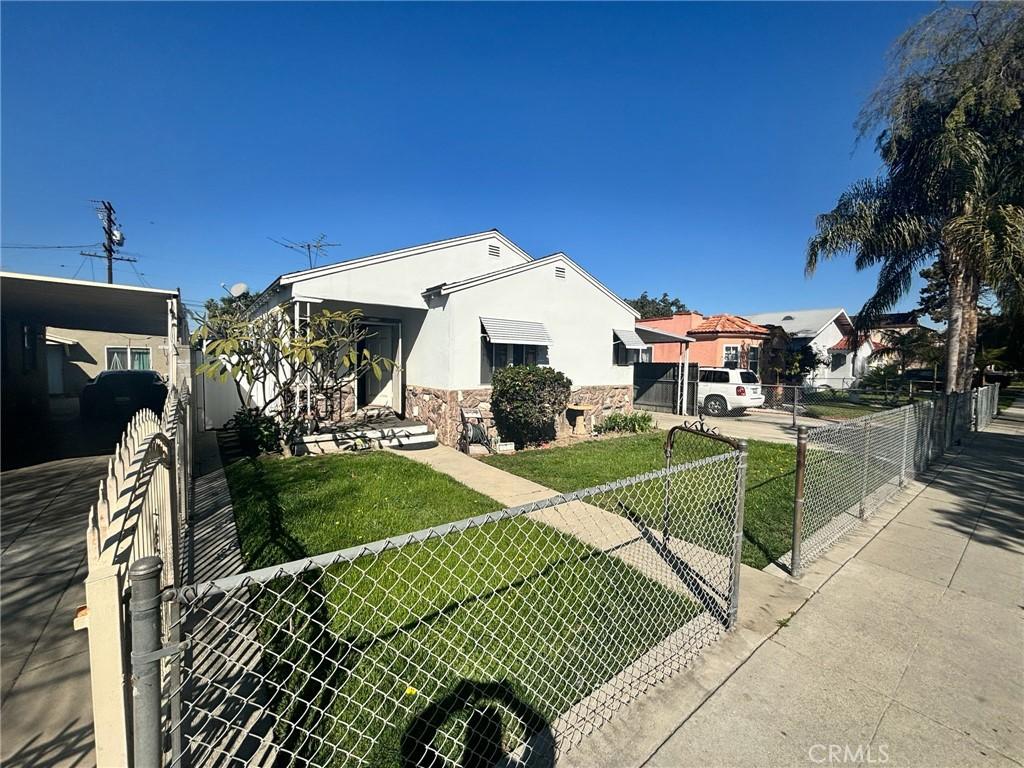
743, 307, 874, 388
246, 230, 642, 445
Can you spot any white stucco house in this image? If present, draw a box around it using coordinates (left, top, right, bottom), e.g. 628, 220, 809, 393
743, 307, 874, 388
247, 230, 648, 445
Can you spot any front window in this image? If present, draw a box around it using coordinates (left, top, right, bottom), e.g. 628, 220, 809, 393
747, 346, 760, 373
723, 345, 739, 367
483, 343, 547, 383
107, 347, 153, 371
614, 342, 641, 366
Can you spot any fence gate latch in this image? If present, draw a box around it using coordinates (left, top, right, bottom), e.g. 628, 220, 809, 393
132, 638, 190, 665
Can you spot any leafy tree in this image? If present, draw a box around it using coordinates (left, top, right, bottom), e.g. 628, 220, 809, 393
807, 3, 1024, 393
192, 301, 392, 453
626, 291, 690, 319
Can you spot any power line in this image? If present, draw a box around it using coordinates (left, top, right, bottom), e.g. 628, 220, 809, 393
1, 242, 103, 250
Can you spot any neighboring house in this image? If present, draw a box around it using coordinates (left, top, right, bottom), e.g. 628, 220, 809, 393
636, 312, 769, 371
247, 230, 641, 445
850, 311, 933, 370
44, 327, 171, 396
743, 307, 874, 387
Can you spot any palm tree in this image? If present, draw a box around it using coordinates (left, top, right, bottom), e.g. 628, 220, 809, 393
868, 327, 941, 376
974, 346, 1007, 384
806, 4, 1024, 393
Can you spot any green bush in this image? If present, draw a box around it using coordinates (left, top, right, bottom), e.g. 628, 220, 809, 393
491, 365, 572, 447
228, 407, 282, 454
595, 410, 654, 434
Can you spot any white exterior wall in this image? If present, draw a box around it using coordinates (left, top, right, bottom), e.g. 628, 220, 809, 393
805, 322, 865, 387
286, 235, 528, 310
444, 258, 636, 389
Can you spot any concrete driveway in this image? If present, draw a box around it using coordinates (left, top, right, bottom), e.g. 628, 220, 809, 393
647, 407, 832, 445
0, 397, 124, 766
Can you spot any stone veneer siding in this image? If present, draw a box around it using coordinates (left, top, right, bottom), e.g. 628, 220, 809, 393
405, 383, 633, 447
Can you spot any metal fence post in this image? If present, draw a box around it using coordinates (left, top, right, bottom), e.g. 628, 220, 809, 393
130, 556, 164, 768
859, 419, 871, 518
727, 440, 748, 629
899, 406, 911, 486
790, 426, 808, 578
792, 386, 799, 429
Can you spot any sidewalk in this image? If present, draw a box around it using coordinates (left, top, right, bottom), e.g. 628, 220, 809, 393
566, 400, 1024, 768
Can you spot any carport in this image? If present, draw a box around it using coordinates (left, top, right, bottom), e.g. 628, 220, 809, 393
1, 271, 187, 469
0, 272, 188, 766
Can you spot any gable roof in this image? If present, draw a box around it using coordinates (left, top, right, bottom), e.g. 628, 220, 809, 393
850, 311, 921, 329
429, 252, 640, 318
743, 308, 850, 339
278, 230, 531, 286
689, 314, 769, 337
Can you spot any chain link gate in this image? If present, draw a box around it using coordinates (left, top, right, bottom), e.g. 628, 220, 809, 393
132, 433, 746, 767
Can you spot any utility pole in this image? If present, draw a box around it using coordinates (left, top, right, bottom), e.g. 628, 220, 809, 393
84, 200, 131, 283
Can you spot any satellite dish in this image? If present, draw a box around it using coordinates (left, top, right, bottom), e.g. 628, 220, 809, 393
229, 282, 249, 297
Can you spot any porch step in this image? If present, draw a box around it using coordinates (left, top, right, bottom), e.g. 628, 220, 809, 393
292, 421, 438, 455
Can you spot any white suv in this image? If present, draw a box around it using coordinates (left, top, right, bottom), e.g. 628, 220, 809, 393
697, 367, 765, 416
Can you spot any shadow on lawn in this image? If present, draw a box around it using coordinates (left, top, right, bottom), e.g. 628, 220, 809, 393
401, 680, 554, 768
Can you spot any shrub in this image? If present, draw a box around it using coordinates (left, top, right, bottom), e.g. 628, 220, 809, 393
491, 365, 572, 447
228, 407, 283, 454
595, 410, 654, 434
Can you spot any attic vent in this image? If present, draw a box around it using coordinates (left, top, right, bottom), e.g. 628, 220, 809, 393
782, 315, 795, 321
488, 244, 500, 258
555, 266, 566, 279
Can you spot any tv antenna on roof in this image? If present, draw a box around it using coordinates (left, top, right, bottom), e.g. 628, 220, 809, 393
269, 233, 340, 270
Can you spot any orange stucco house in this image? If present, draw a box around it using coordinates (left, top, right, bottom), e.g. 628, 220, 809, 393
637, 312, 769, 371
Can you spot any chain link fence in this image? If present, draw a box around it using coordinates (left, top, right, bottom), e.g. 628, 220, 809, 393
787, 385, 1001, 575
130, 439, 746, 767
760, 383, 937, 426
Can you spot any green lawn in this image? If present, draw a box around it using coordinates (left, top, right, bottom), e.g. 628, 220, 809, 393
483, 432, 798, 570
224, 452, 699, 767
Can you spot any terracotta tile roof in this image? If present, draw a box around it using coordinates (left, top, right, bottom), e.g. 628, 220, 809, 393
830, 336, 874, 352
689, 314, 769, 336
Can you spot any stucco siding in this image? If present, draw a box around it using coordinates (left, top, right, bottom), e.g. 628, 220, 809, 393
444, 258, 635, 389
289, 235, 527, 310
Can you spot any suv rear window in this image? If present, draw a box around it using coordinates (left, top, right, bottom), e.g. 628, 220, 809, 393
739, 371, 759, 384
699, 370, 730, 383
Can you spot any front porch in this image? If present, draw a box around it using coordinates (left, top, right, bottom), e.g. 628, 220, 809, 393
292, 409, 438, 454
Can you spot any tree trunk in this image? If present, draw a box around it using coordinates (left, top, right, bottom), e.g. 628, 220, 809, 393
945, 259, 965, 394
956, 271, 981, 392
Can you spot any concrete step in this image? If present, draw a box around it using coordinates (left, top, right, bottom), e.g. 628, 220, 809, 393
293, 425, 438, 455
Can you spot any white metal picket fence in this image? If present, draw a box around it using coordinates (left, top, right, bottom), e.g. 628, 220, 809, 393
77, 385, 192, 766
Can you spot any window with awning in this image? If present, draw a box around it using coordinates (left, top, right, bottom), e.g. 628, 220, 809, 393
480, 317, 552, 346
480, 317, 551, 384
613, 328, 648, 366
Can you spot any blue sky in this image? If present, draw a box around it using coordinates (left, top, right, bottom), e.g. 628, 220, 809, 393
2, 2, 931, 316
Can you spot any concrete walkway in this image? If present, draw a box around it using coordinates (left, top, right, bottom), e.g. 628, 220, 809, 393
565, 400, 1024, 768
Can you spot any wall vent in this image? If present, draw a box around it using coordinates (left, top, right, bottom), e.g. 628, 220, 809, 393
555, 266, 566, 279
488, 244, 500, 258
